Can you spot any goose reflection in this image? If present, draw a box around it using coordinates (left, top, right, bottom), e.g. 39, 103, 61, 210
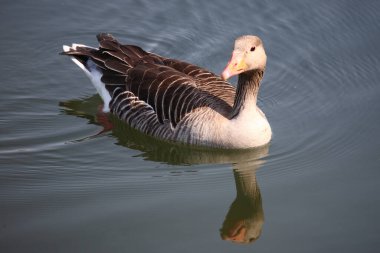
60, 95, 268, 244
220, 161, 264, 243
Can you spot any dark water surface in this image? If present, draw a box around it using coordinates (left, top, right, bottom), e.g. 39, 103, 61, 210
1, 0, 380, 252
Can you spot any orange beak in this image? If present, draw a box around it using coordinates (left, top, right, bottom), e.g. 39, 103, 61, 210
221, 52, 247, 80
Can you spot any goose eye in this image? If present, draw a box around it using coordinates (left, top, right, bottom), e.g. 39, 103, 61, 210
250, 47, 256, 52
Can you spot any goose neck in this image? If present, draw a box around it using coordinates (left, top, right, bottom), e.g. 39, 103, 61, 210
230, 70, 264, 119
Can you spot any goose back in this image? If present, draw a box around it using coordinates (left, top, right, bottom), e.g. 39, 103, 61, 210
64, 34, 236, 131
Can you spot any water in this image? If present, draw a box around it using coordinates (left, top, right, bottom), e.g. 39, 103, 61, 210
1, 0, 380, 252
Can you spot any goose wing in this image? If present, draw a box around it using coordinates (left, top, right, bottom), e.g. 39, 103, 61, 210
65, 33, 235, 127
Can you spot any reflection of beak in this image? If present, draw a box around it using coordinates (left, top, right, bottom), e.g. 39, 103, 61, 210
221, 53, 247, 80
221, 221, 248, 243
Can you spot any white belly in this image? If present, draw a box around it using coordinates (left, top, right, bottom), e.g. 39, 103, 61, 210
175, 106, 272, 149
226, 109, 272, 148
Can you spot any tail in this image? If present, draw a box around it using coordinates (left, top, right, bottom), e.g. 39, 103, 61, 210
61, 43, 112, 112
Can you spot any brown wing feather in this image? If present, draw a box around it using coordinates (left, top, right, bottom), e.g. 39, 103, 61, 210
160, 58, 236, 106
63, 33, 235, 127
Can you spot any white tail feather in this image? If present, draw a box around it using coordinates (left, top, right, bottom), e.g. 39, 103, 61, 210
62, 45, 111, 112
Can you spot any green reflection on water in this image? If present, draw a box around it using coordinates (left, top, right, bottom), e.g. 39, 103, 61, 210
60, 95, 268, 244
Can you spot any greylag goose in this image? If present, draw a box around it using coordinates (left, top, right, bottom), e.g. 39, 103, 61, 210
61, 33, 271, 148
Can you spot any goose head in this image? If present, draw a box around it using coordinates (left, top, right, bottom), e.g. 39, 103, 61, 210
222, 36, 267, 80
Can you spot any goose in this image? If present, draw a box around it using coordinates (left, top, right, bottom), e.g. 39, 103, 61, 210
61, 33, 272, 149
